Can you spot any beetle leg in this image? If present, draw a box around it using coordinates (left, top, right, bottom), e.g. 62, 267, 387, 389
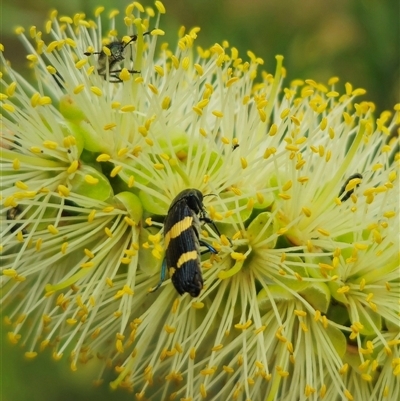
149, 258, 167, 293
200, 216, 233, 246
109, 69, 140, 74
199, 240, 218, 254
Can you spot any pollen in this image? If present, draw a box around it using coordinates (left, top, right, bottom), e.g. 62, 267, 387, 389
123, 216, 136, 227
148, 83, 158, 95
72, 84, 85, 94
317, 228, 330, 236
2, 103, 15, 112
266, 124, 278, 137
57, 185, 70, 197
90, 86, 103, 96
66, 160, 78, 174
212, 110, 224, 118
164, 325, 176, 334
200, 367, 216, 376
83, 248, 95, 259
337, 286, 350, 294
234, 320, 252, 330
276, 368, 289, 378
223, 365, 234, 374
110, 165, 122, 177
47, 225, 59, 235
285, 144, 299, 152
226, 76, 240, 87
8, 332, 22, 344
2, 269, 18, 278
230, 252, 246, 261
60, 242, 68, 254
104, 123, 117, 131
155, 1, 166, 14
83, 175, 98, 185
79, 260, 94, 268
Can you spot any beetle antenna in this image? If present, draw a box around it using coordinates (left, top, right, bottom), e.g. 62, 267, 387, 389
123, 30, 153, 49
84, 51, 102, 56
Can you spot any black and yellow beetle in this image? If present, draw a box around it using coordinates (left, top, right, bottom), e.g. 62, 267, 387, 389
151, 189, 223, 297
84, 31, 151, 82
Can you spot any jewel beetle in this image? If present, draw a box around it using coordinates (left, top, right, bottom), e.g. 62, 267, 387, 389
151, 189, 224, 297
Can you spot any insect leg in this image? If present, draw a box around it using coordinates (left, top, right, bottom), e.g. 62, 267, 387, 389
149, 258, 168, 293
123, 30, 152, 49
200, 215, 233, 246
109, 68, 140, 74
199, 240, 218, 254
200, 216, 221, 236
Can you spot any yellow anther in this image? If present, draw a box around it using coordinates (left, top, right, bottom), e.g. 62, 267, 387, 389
317, 228, 330, 236
155, 1, 166, 14
337, 286, 350, 294
80, 262, 94, 269
120, 104, 135, 113
58, 185, 70, 197
47, 225, 59, 235
90, 86, 102, 96
110, 165, 122, 177
218, 365, 233, 376
148, 83, 158, 95
164, 325, 176, 334
234, 320, 252, 330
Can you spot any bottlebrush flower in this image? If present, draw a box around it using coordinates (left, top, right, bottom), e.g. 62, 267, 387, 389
1, 2, 399, 401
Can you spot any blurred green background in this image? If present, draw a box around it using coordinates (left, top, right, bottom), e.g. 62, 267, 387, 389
1, 0, 399, 400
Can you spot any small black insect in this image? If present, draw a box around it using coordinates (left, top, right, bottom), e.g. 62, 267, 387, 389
7, 206, 27, 235
151, 189, 224, 297
85, 31, 151, 82
339, 173, 363, 201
